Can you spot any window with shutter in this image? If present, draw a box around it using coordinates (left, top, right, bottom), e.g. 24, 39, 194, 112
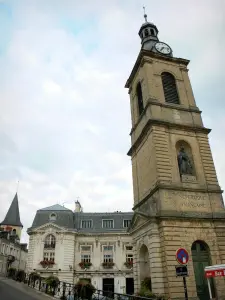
136, 82, 144, 115
162, 72, 179, 104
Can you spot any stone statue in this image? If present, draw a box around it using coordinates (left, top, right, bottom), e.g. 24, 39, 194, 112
177, 146, 193, 176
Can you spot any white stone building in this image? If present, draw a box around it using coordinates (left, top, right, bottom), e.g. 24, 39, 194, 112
27, 201, 134, 294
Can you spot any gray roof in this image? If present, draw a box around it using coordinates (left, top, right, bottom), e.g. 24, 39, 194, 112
0, 193, 23, 227
40, 204, 71, 211
74, 212, 133, 233
29, 204, 133, 233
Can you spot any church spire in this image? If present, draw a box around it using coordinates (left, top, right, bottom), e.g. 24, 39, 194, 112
0, 193, 23, 227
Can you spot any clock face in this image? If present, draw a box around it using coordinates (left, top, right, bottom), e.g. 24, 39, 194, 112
155, 42, 171, 55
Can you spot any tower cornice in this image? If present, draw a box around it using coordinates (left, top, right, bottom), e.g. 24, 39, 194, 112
127, 119, 211, 157
125, 50, 190, 89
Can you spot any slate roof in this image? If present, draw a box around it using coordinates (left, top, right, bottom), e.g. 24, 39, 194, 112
29, 204, 133, 233
40, 204, 71, 211
74, 211, 133, 233
31, 206, 74, 229
0, 193, 23, 227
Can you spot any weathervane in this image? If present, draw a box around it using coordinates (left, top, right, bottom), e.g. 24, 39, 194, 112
143, 6, 148, 22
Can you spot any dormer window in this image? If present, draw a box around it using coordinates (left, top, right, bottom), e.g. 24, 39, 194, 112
123, 220, 131, 228
102, 219, 114, 229
49, 213, 57, 221
81, 220, 93, 229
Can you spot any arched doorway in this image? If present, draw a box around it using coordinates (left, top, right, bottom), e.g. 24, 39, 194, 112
139, 244, 151, 289
191, 241, 215, 300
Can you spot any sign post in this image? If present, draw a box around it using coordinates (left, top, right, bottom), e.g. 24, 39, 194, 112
176, 248, 189, 300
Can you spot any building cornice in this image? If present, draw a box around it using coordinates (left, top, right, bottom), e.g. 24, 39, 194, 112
127, 119, 211, 156
125, 50, 190, 89
132, 182, 223, 211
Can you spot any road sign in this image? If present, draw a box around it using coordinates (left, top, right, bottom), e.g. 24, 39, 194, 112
175, 265, 188, 277
176, 248, 189, 265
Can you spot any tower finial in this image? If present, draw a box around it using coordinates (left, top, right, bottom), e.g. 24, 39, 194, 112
143, 6, 147, 22
16, 180, 19, 194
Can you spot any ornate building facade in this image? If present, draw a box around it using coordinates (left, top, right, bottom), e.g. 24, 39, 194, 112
126, 14, 225, 300
27, 201, 134, 294
0, 194, 28, 275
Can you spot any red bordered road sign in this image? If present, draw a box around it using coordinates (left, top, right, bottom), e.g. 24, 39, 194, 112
176, 248, 189, 265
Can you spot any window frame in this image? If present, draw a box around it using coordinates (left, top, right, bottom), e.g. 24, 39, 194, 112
81, 220, 93, 229
102, 219, 114, 229
123, 219, 131, 228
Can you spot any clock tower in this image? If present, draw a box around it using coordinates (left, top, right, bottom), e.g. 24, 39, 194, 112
126, 13, 225, 300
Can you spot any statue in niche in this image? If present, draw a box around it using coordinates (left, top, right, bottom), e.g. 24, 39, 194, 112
177, 146, 193, 176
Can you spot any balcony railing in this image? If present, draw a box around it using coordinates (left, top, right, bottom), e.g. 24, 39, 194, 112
24, 275, 158, 299
44, 243, 55, 249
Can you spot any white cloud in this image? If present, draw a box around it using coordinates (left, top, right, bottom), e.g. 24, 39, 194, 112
0, 0, 224, 243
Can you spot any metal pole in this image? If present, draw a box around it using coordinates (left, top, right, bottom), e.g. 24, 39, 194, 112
183, 276, 188, 300
207, 278, 213, 300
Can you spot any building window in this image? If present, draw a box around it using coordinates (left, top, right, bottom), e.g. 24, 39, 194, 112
161, 72, 179, 104
43, 251, 55, 262
103, 246, 113, 251
136, 82, 144, 116
103, 245, 113, 263
123, 220, 131, 228
126, 246, 133, 251
81, 220, 93, 228
81, 246, 91, 263
44, 234, 56, 249
49, 213, 57, 221
102, 220, 114, 229
126, 254, 133, 263
43, 235, 56, 263
150, 28, 155, 35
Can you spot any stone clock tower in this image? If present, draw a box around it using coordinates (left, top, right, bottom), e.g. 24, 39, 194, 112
126, 14, 225, 300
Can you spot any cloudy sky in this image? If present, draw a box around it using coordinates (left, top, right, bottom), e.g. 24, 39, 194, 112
0, 0, 224, 243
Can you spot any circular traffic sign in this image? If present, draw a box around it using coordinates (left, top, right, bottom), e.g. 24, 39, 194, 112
176, 248, 189, 265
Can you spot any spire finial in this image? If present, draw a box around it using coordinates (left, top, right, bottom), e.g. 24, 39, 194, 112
143, 6, 147, 22
16, 181, 19, 194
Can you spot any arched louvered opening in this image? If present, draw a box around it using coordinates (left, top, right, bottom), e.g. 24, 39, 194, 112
162, 72, 179, 104
136, 82, 144, 116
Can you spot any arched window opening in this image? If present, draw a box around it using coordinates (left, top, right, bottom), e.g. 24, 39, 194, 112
144, 29, 149, 37
43, 234, 56, 264
161, 72, 179, 104
176, 140, 195, 179
150, 29, 154, 35
49, 213, 57, 221
139, 244, 151, 291
44, 234, 56, 249
191, 241, 215, 299
136, 82, 144, 116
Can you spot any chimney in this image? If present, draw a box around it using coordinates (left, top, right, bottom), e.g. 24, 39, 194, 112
75, 201, 82, 212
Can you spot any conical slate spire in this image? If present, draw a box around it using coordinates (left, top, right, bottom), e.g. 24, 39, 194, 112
1, 193, 23, 227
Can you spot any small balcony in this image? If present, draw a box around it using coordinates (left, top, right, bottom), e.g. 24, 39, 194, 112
39, 260, 55, 269
102, 262, 114, 269
44, 243, 55, 249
